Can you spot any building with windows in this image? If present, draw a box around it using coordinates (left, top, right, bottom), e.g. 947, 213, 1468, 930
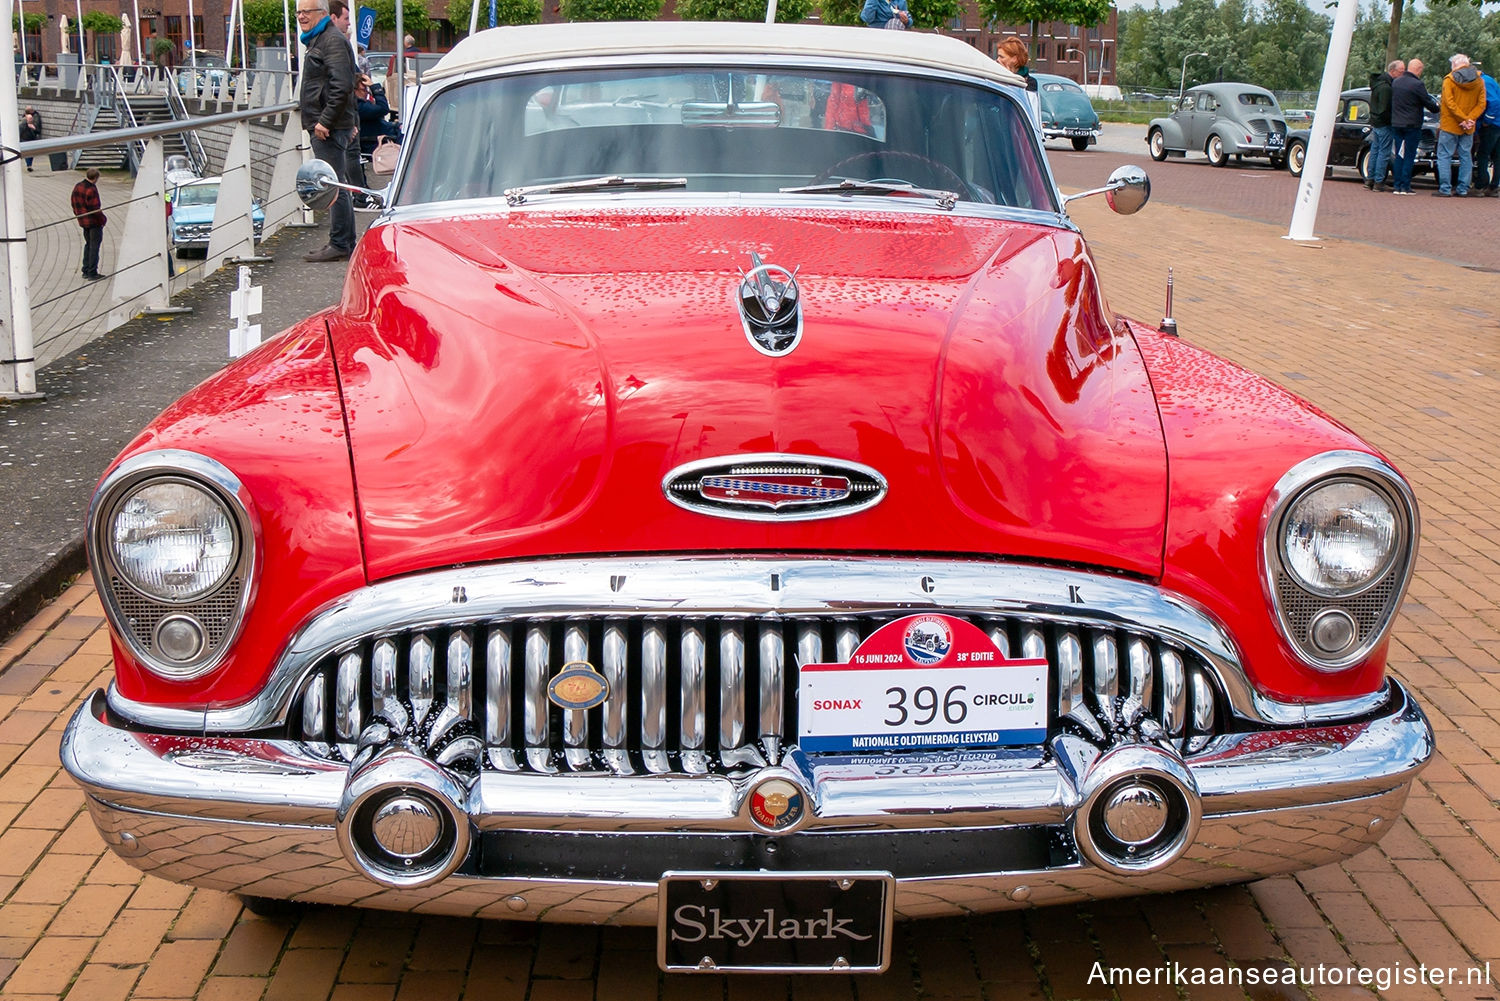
14, 0, 1114, 86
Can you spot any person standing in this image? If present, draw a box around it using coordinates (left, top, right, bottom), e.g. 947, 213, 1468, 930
1474, 65, 1500, 196
1390, 57, 1438, 195
1435, 54, 1486, 196
18, 107, 40, 172
1367, 60, 1402, 190
70, 168, 107, 280
859, 0, 909, 29
296, 0, 358, 262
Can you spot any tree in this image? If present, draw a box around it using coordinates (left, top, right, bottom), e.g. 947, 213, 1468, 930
677, 0, 813, 22
242, 0, 288, 38
561, 0, 662, 18
366, 0, 432, 32
11, 12, 46, 33
978, 0, 1112, 57
447, 0, 542, 27
81, 10, 124, 35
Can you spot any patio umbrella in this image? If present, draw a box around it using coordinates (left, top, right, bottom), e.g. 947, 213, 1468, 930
59, 14, 69, 54
120, 13, 134, 66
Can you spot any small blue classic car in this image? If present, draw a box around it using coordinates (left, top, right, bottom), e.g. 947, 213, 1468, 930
169, 177, 264, 255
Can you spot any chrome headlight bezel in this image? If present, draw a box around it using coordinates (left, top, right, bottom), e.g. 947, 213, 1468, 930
1261, 451, 1418, 672
88, 450, 259, 682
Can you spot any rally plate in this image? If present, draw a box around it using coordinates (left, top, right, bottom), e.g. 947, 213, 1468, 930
658, 872, 894, 973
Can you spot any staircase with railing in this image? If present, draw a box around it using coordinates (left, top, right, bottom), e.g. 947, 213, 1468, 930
67, 65, 209, 176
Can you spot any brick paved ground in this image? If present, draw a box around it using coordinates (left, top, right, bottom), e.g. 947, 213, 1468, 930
2, 199, 1499, 1000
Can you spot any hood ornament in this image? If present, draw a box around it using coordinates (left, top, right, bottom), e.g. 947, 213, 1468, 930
663, 453, 887, 522
738, 252, 802, 357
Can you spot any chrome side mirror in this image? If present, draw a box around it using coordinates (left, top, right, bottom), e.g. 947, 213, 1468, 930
296, 159, 387, 211
1060, 165, 1151, 215
1104, 165, 1150, 215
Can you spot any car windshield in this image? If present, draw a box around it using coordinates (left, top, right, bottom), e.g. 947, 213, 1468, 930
175, 183, 220, 207
396, 64, 1053, 211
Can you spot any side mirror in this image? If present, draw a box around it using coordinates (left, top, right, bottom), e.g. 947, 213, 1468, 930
1104, 165, 1150, 215
296, 159, 340, 210
1060, 165, 1151, 215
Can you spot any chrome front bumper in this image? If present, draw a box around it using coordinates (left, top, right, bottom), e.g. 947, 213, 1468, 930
62, 682, 1432, 923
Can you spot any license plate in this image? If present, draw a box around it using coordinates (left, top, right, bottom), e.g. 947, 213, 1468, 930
1267, 134, 1284, 148
798, 614, 1048, 753
658, 872, 894, 973
1065, 128, 1091, 136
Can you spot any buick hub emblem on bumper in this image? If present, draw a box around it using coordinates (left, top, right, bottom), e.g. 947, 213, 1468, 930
663, 453, 888, 522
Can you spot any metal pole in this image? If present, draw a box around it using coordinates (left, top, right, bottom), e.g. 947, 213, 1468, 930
468, 0, 477, 35
187, 0, 196, 68
16, 0, 25, 67
225, 0, 236, 63
133, 0, 142, 75
282, 0, 291, 86
0, 0, 40, 399
1288, 0, 1357, 241
74, 0, 83, 63
394, 0, 403, 101
764, 0, 777, 22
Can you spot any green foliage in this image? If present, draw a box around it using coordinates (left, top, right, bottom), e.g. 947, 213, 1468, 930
676, 0, 811, 21
978, 0, 1112, 32
910, 0, 961, 29
561, 0, 663, 19
366, 0, 432, 32
1119, 0, 1500, 96
81, 10, 125, 35
12, 12, 46, 32
447, 0, 543, 27
819, 0, 862, 25
242, 0, 288, 36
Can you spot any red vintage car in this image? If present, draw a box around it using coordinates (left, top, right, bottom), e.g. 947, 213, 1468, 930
63, 22, 1431, 974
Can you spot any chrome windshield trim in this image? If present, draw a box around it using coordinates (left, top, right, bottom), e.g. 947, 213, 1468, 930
106, 556, 1389, 734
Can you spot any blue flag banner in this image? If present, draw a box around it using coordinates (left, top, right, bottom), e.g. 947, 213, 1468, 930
356, 5, 375, 47
488, 0, 497, 27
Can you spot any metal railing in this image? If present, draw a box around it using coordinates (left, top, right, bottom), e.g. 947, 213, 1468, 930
0, 102, 306, 397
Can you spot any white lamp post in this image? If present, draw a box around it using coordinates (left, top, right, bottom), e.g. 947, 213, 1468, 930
1179, 51, 1208, 100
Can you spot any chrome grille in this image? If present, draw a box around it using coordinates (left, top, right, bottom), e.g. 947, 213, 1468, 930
290, 613, 1226, 774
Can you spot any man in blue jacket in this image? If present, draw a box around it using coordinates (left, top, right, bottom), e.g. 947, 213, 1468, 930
860, 0, 910, 29
1389, 57, 1439, 195
1474, 65, 1500, 196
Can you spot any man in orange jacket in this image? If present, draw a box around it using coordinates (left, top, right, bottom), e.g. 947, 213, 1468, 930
1436, 53, 1487, 196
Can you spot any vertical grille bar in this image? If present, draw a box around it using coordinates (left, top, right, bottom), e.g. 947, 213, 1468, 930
1020, 623, 1045, 661
1188, 669, 1215, 753
1090, 630, 1118, 711
1125, 636, 1154, 714
300, 673, 326, 742
680, 624, 708, 775
409, 634, 435, 726
524, 625, 555, 773
372, 638, 398, 712
759, 619, 785, 763
1055, 629, 1083, 717
335, 650, 363, 745
835, 620, 859, 663
447, 630, 473, 720
485, 626, 518, 771
642, 622, 670, 774
719, 621, 745, 750
985, 619, 1012, 657
602, 622, 631, 774
563, 625, 591, 771
1159, 648, 1187, 737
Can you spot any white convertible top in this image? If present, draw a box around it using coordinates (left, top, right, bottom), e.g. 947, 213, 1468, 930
423, 21, 1026, 88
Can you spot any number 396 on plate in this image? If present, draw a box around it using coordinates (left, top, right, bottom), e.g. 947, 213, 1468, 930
797, 614, 1048, 753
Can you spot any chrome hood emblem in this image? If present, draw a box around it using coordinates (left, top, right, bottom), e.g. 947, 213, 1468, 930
663, 453, 887, 522
738, 252, 802, 357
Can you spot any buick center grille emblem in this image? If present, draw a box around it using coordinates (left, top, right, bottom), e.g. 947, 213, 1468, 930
663, 453, 887, 522
738, 252, 802, 357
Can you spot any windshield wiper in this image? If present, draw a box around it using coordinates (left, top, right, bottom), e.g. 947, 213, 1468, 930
780, 178, 958, 211
504, 175, 688, 206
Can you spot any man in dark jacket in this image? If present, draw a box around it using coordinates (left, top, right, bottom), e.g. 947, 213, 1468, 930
1389, 57, 1439, 194
1367, 60, 1403, 190
70, 168, 107, 280
296, 0, 358, 261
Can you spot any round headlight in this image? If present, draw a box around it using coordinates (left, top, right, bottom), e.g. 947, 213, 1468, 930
1281, 480, 1398, 596
110, 480, 237, 601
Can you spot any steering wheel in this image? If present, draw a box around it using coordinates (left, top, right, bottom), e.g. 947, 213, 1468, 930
812, 151, 973, 200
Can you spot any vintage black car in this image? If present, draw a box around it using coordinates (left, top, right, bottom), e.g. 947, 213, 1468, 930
1284, 87, 1448, 183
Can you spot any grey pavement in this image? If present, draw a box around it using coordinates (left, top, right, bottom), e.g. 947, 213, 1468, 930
0, 184, 355, 638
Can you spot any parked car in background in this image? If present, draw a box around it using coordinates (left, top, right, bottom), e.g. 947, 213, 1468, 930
1147, 82, 1289, 167
1034, 72, 1101, 150
64, 22, 1431, 976
1283, 87, 1450, 184
168, 176, 265, 255
177, 53, 232, 98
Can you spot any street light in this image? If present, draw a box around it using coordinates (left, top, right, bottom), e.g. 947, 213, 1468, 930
1179, 51, 1209, 101
1096, 38, 1113, 90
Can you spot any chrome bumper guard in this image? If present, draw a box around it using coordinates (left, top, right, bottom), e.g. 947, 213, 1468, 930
63, 682, 1431, 922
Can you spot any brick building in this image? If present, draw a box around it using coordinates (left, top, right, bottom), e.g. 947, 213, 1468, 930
14, 0, 1115, 87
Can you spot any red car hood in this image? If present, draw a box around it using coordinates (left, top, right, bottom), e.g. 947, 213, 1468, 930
329, 207, 1168, 581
